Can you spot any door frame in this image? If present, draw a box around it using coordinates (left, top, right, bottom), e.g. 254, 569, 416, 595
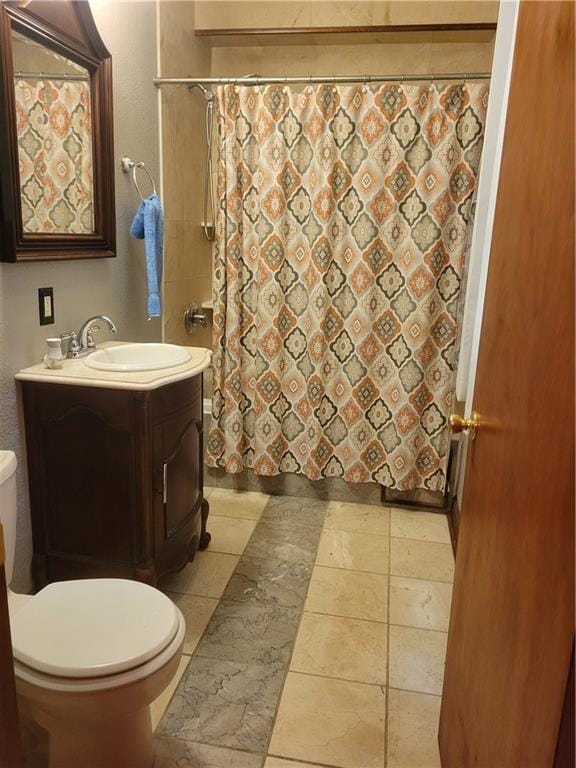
454, 0, 520, 508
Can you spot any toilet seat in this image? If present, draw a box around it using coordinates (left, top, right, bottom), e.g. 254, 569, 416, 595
11, 579, 180, 679
13, 609, 185, 693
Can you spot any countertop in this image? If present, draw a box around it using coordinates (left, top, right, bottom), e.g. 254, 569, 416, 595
15, 341, 212, 391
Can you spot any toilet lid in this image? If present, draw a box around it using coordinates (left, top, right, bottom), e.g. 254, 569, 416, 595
10, 579, 180, 678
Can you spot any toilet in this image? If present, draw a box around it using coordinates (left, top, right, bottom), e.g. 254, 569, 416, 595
0, 450, 185, 768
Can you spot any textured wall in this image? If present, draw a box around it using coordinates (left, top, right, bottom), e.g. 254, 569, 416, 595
0, 1, 160, 592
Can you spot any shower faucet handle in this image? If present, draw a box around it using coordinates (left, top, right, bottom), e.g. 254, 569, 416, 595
184, 303, 208, 332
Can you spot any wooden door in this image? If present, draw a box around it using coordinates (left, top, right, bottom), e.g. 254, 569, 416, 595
439, 3, 574, 767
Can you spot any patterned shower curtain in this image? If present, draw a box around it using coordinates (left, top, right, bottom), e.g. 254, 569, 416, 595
14, 79, 93, 234
206, 82, 488, 490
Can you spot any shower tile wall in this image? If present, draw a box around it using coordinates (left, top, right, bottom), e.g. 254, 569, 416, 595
194, 1, 499, 30
159, 1, 213, 354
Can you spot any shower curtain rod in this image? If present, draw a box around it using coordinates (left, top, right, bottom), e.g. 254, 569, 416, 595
153, 72, 490, 87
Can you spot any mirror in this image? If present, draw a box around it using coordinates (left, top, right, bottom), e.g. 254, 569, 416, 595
0, 1, 115, 261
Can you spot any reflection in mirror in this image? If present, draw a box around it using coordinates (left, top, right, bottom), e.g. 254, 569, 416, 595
11, 30, 94, 235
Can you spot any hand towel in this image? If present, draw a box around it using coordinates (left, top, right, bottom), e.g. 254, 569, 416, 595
130, 193, 164, 318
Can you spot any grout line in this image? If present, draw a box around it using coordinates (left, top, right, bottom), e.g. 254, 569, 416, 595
157, 734, 267, 759
309, 559, 453, 585
389, 572, 454, 585
299, 609, 389, 628
265, 753, 349, 768
321, 526, 391, 535
388, 623, 449, 636
387, 686, 442, 698
302, 607, 388, 625
310, 562, 389, 577
388, 573, 454, 586
390, 533, 453, 545
286, 667, 387, 689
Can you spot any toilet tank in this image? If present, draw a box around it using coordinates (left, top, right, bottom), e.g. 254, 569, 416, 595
0, 451, 17, 585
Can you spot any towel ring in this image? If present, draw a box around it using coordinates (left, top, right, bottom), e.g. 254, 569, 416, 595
120, 156, 157, 201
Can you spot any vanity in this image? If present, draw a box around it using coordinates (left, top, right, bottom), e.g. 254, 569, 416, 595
16, 343, 212, 590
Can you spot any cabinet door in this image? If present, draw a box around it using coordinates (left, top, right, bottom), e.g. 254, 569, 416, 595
153, 406, 202, 576
23, 383, 139, 586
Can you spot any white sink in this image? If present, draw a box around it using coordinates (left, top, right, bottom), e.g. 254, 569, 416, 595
84, 343, 192, 372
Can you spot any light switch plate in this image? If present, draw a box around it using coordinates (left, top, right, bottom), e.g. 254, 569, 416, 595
38, 287, 55, 326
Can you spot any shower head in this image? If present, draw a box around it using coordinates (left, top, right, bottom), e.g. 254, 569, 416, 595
188, 82, 214, 101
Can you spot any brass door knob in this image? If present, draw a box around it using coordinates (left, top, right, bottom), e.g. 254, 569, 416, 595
449, 411, 480, 440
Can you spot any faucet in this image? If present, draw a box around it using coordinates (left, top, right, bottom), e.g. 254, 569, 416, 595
61, 315, 118, 358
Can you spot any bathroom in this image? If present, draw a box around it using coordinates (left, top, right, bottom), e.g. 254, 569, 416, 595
0, 1, 573, 767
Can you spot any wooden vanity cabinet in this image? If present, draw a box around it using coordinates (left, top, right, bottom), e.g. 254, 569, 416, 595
20, 376, 210, 590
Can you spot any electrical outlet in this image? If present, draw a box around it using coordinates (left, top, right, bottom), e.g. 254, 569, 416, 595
38, 287, 55, 326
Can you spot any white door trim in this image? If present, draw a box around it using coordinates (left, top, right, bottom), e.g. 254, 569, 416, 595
456, 0, 520, 504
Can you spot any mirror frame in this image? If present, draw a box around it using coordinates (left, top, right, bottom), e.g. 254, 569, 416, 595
0, 0, 115, 262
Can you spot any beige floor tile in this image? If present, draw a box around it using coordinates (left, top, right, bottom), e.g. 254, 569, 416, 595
206, 515, 258, 555
160, 551, 239, 598
316, 529, 389, 574
269, 672, 386, 768
290, 612, 387, 685
389, 577, 452, 632
265, 760, 320, 768
165, 593, 218, 655
203, 486, 214, 499
387, 688, 442, 768
208, 488, 269, 520
390, 509, 451, 544
325, 501, 390, 536
390, 538, 454, 583
305, 566, 388, 622
389, 625, 448, 696
150, 653, 189, 730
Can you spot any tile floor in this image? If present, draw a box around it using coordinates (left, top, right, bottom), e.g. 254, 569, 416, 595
153, 488, 454, 768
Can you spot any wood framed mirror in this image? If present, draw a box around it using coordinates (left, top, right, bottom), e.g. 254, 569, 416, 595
0, 0, 115, 262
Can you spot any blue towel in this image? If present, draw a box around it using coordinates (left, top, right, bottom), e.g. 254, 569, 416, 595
130, 194, 164, 318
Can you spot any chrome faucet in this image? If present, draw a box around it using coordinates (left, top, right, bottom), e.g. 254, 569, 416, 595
61, 315, 117, 358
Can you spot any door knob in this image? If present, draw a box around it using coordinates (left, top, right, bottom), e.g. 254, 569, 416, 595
449, 411, 481, 440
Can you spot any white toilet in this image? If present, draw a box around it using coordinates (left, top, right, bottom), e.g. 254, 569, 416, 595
0, 450, 186, 768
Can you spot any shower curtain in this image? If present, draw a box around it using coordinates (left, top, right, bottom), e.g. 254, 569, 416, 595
206, 82, 488, 490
